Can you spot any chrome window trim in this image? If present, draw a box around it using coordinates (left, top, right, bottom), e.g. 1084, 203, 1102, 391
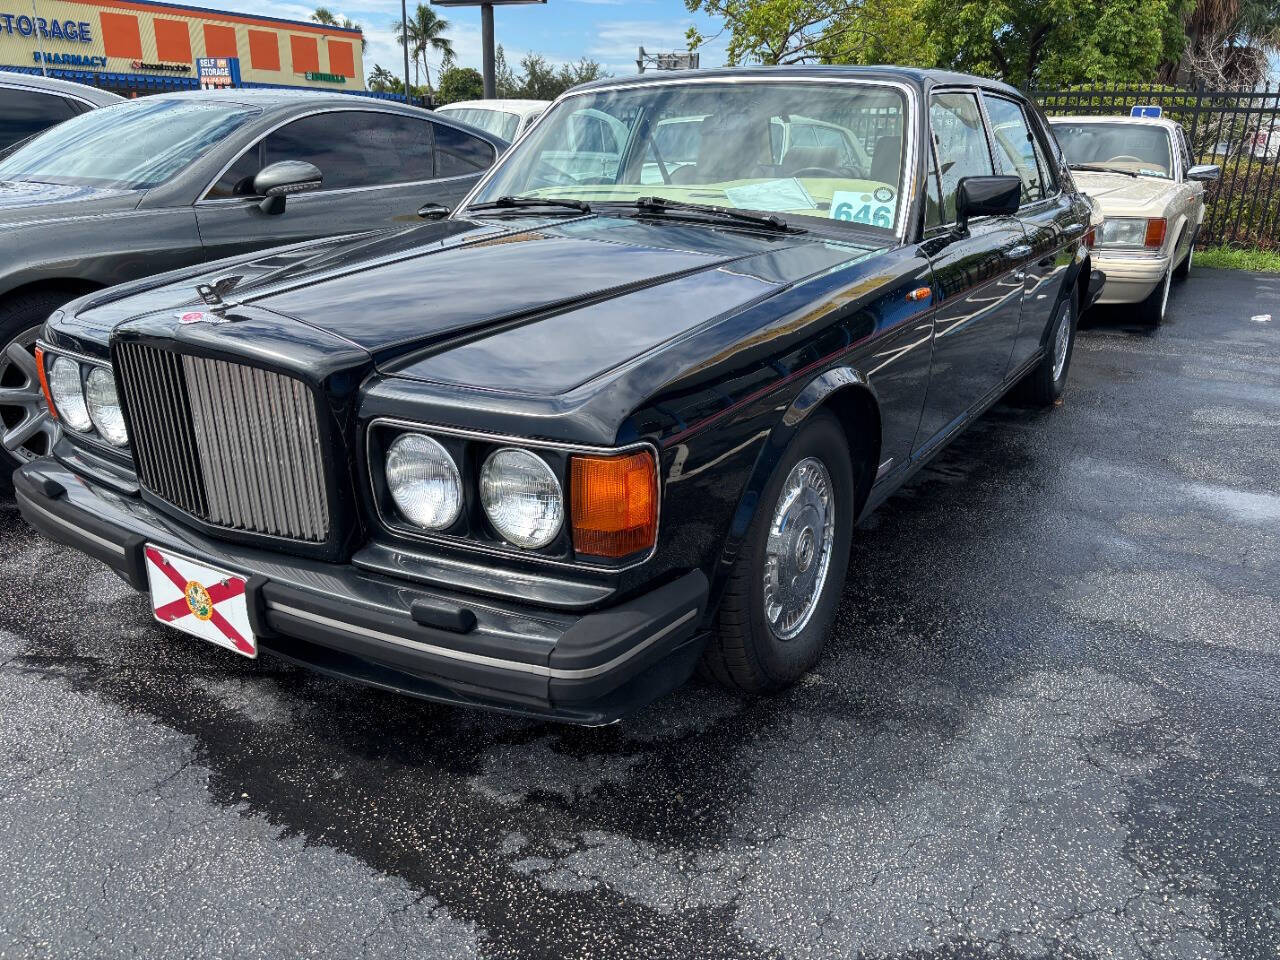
453, 75, 921, 240
194, 171, 481, 208
194, 105, 490, 204
0, 82, 99, 110
366, 417, 662, 572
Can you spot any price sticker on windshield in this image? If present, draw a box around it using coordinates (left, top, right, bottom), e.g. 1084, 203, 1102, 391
830, 189, 894, 228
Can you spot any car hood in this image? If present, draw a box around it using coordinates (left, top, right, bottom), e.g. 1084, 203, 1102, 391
1072, 171, 1176, 215
0, 179, 142, 224
64, 214, 884, 382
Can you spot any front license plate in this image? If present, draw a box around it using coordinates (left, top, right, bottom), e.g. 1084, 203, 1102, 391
144, 545, 257, 658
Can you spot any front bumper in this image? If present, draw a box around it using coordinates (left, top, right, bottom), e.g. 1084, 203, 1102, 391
14, 462, 708, 725
1093, 252, 1171, 304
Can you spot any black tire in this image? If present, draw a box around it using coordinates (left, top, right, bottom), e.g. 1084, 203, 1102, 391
701, 411, 857, 694
1173, 228, 1196, 280
0, 290, 74, 470
1137, 267, 1172, 328
1013, 293, 1077, 407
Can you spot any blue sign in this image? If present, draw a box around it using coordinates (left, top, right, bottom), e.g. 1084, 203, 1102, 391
0, 14, 93, 42
197, 57, 241, 88
1130, 105, 1163, 118
34, 51, 107, 68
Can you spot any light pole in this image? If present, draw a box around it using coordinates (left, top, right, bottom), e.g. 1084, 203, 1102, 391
400, 0, 412, 102
481, 3, 495, 98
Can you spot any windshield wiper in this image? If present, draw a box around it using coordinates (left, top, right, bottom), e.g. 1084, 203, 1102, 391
632, 196, 795, 232
467, 195, 591, 213
1069, 163, 1139, 178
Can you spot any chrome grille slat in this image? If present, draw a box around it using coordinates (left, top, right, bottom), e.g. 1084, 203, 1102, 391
115, 343, 330, 543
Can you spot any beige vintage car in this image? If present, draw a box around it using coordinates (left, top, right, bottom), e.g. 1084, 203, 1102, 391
1049, 115, 1219, 326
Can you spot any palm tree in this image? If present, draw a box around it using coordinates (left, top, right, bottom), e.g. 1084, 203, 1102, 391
310, 7, 336, 24
312, 7, 367, 52
368, 64, 396, 91
392, 4, 454, 92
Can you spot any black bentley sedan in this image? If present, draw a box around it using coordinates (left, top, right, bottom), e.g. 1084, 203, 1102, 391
18, 67, 1100, 723
0, 89, 506, 468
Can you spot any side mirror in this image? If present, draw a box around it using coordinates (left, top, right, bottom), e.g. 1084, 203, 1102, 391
955, 175, 1022, 230
252, 160, 323, 215
416, 202, 450, 220
1187, 164, 1220, 183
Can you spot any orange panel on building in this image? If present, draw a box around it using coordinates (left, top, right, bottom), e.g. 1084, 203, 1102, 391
100, 12, 143, 59
204, 23, 238, 58
290, 35, 319, 74
248, 30, 280, 71
328, 40, 355, 78
154, 19, 192, 63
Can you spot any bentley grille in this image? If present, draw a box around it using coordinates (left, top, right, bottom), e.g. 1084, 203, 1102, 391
113, 343, 331, 543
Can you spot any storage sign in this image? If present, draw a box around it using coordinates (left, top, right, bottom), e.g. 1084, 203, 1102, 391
0, 13, 93, 42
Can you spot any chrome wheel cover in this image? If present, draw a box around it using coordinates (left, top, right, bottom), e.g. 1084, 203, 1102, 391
0, 325, 58, 463
763, 457, 835, 641
1051, 303, 1072, 382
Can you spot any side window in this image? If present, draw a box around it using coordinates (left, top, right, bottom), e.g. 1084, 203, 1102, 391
929, 92, 995, 223
261, 111, 435, 190
925, 143, 944, 230
0, 88, 76, 150
206, 143, 262, 199
982, 95, 1042, 203
433, 122, 495, 177
1027, 115, 1059, 196
1175, 126, 1192, 176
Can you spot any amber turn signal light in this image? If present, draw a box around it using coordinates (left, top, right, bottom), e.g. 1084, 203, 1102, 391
570, 450, 658, 559
1144, 218, 1167, 249
33, 346, 57, 421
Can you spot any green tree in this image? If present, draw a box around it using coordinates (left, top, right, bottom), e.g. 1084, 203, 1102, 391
311, 7, 367, 51
437, 66, 484, 103
392, 4, 455, 92
367, 64, 397, 91
494, 44, 520, 97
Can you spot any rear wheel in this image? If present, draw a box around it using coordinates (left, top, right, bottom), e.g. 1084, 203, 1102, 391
1137, 267, 1172, 328
1013, 294, 1077, 407
701, 411, 856, 694
0, 291, 70, 470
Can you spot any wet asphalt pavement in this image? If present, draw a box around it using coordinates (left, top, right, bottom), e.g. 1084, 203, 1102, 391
0, 268, 1277, 960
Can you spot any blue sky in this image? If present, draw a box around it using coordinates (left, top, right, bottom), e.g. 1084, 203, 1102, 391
240, 0, 730, 85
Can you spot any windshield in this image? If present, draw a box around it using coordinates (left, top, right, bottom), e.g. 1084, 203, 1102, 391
439, 107, 520, 141
0, 99, 259, 190
470, 81, 910, 232
1050, 122, 1173, 178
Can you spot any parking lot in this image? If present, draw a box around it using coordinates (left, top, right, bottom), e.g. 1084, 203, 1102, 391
0, 267, 1276, 959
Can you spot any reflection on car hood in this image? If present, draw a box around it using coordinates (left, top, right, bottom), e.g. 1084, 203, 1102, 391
64, 215, 886, 388
1073, 171, 1179, 216
0, 179, 142, 224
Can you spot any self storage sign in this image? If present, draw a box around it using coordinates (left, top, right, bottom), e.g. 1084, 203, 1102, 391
0, 12, 93, 42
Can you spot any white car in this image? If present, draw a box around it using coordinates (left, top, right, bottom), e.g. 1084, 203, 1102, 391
435, 99, 549, 144
1050, 115, 1219, 327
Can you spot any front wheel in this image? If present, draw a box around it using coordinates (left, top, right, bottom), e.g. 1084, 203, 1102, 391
1013, 294, 1077, 407
701, 411, 856, 694
1, 291, 71, 470
1137, 267, 1172, 328
1174, 228, 1197, 280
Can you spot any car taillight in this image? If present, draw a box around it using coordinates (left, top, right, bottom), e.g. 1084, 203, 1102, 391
570, 450, 658, 559
34, 346, 57, 420
1144, 218, 1167, 249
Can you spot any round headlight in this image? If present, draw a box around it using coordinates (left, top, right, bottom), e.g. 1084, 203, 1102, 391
385, 433, 463, 530
85, 367, 128, 446
49, 356, 91, 432
480, 448, 563, 549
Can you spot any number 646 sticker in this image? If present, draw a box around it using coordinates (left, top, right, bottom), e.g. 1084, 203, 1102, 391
831, 189, 894, 228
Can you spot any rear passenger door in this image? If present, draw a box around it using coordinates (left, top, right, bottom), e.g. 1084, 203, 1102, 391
914, 90, 1027, 455
194, 109, 494, 260
0, 86, 78, 152
982, 93, 1084, 372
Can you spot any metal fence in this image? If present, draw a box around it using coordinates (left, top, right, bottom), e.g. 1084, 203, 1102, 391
1033, 84, 1280, 250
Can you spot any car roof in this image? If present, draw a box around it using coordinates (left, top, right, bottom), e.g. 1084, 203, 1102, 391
1049, 114, 1182, 132
103, 88, 509, 146
569, 65, 1025, 99
438, 99, 550, 115
0, 70, 124, 106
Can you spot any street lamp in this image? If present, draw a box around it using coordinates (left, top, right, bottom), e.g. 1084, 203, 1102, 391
430, 0, 546, 100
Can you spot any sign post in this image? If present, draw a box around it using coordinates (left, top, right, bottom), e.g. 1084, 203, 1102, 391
431, 0, 546, 100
